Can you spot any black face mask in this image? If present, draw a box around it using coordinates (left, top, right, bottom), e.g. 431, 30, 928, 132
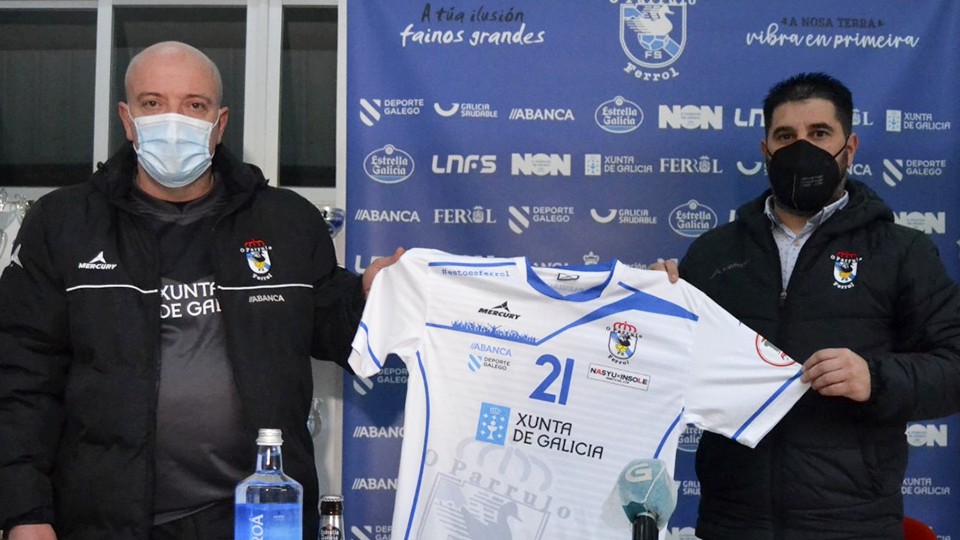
766, 139, 846, 213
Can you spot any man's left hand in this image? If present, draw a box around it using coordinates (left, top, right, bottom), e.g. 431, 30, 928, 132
801, 348, 871, 402
362, 247, 405, 297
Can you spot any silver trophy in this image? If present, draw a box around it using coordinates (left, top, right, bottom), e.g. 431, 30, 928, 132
0, 190, 26, 259
319, 206, 345, 238
307, 396, 323, 439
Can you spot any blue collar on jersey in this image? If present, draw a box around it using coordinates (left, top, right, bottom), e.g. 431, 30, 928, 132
525, 259, 616, 301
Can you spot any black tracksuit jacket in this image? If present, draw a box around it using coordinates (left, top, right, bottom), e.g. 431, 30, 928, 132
0, 144, 363, 539
680, 180, 960, 539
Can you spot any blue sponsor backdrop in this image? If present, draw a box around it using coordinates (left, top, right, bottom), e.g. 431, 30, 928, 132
342, 1, 960, 538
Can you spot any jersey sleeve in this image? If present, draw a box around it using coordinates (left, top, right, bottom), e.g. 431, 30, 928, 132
348, 248, 429, 377
680, 282, 809, 448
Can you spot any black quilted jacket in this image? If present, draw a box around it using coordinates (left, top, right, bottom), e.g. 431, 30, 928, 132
0, 144, 362, 539
681, 180, 960, 540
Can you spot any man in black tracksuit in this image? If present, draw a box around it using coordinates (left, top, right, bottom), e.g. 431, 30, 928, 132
658, 73, 960, 538
0, 42, 400, 540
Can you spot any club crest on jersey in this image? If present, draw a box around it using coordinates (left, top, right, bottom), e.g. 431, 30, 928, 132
830, 251, 862, 290
241, 238, 274, 281
607, 321, 641, 365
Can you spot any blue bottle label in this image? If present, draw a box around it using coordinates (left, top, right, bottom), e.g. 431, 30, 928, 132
235, 503, 302, 540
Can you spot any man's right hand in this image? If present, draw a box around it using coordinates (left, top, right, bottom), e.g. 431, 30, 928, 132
649, 259, 680, 284
7, 524, 57, 540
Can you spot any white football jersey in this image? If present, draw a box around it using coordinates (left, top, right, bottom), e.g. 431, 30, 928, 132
349, 248, 808, 540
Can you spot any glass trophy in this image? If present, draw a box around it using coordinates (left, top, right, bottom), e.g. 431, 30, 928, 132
319, 206, 345, 238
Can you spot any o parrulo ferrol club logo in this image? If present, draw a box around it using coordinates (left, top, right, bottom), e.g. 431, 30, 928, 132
241, 238, 274, 281
607, 320, 641, 364
831, 251, 862, 290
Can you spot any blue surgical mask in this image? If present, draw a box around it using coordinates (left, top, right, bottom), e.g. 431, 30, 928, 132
131, 112, 219, 188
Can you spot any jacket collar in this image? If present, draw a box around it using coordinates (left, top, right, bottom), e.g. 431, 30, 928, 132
737, 179, 893, 243
90, 143, 267, 211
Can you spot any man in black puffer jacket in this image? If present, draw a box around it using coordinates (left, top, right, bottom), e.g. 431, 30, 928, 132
657, 73, 960, 539
0, 41, 401, 540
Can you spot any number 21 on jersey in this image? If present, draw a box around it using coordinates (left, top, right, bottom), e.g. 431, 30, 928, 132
530, 354, 575, 405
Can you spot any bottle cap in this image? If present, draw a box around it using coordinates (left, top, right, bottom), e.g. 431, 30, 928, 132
320, 494, 343, 515
256, 428, 283, 446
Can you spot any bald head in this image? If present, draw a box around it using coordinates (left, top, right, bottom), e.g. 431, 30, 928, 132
119, 40, 230, 201
125, 41, 223, 106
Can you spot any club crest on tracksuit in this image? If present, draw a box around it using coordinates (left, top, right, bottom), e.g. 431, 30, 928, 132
830, 251, 861, 290
608, 321, 641, 364
241, 238, 274, 281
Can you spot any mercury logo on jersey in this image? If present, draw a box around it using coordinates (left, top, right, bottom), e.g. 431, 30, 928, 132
240, 239, 274, 282
478, 301, 521, 319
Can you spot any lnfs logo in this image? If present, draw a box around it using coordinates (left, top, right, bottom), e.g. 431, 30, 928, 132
619, 0, 693, 82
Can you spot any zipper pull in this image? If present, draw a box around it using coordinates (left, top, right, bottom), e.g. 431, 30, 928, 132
779, 290, 787, 306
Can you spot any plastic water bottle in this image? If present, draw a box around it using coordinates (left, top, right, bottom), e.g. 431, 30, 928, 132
235, 428, 303, 539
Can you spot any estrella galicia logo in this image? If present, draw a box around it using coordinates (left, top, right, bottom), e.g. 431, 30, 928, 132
619, 0, 689, 82
677, 423, 703, 452
240, 239, 273, 281
607, 320, 641, 365
475, 402, 510, 445
831, 251, 862, 290
363, 144, 415, 184
595, 96, 644, 134
669, 199, 717, 238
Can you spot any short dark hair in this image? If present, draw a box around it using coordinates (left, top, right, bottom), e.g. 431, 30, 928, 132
762, 72, 854, 138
